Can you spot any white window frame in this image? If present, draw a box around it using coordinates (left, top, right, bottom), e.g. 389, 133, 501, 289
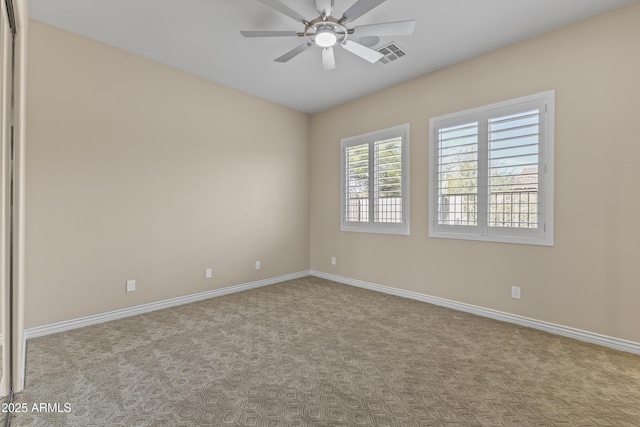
429, 91, 555, 246
341, 123, 410, 235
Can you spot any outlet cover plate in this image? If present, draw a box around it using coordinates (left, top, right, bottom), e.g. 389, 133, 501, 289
126, 280, 136, 292
511, 286, 521, 299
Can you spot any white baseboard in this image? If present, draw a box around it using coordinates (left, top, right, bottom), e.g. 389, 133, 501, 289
310, 270, 640, 356
20, 270, 311, 389
24, 270, 311, 340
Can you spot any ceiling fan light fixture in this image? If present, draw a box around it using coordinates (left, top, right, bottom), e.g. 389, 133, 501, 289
315, 29, 338, 47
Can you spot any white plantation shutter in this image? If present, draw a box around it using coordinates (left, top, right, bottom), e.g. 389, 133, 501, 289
430, 91, 554, 246
345, 143, 369, 222
488, 108, 540, 230
436, 121, 479, 228
341, 124, 410, 235
374, 137, 403, 223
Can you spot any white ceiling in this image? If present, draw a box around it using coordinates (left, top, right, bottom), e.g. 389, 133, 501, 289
28, 0, 636, 114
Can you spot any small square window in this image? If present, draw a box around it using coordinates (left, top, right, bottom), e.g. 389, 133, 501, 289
341, 124, 410, 235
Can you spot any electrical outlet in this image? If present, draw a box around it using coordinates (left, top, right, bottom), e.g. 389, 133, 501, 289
205, 268, 212, 279
126, 280, 136, 293
511, 286, 521, 299
255, 261, 261, 270
331, 257, 336, 265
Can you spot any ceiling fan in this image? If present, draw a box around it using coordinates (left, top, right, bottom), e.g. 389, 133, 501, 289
240, 0, 416, 71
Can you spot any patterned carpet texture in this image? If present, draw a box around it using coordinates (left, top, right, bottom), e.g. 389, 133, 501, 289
13, 276, 640, 426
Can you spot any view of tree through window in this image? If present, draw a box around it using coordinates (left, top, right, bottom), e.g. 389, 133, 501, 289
374, 137, 403, 223
346, 138, 403, 223
437, 122, 479, 226
346, 143, 369, 222
437, 110, 540, 229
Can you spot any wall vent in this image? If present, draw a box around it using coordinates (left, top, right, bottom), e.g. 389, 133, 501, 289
377, 42, 407, 64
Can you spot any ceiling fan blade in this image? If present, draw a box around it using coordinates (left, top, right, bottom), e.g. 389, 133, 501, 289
256, 0, 307, 24
275, 43, 312, 63
240, 31, 300, 38
315, 0, 334, 16
342, 40, 384, 63
352, 20, 416, 37
322, 47, 336, 71
341, 0, 386, 23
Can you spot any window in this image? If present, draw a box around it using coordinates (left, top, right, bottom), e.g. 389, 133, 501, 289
341, 124, 410, 235
429, 91, 554, 246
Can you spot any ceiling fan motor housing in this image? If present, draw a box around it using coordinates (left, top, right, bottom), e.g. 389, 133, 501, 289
304, 16, 348, 48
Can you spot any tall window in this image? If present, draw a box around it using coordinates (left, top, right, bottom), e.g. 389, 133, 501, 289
341, 124, 410, 235
429, 91, 554, 246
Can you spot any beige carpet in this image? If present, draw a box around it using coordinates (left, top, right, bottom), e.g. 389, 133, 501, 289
11, 276, 640, 426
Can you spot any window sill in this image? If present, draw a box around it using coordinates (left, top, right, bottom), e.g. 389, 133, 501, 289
341, 223, 410, 236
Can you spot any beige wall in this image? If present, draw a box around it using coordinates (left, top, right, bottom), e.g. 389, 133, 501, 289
25, 20, 310, 328
310, 3, 640, 343
25, 3, 640, 345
